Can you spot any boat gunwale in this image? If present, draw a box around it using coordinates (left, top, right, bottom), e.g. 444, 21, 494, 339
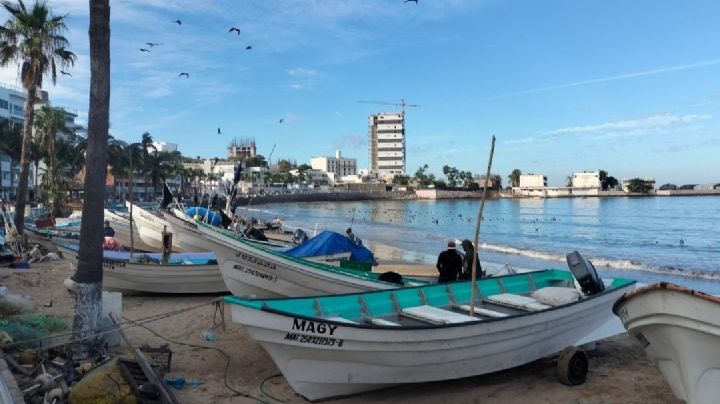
227, 272, 636, 331
196, 220, 428, 286
613, 281, 720, 314
53, 241, 218, 268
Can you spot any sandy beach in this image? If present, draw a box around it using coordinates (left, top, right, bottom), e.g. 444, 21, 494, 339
0, 256, 682, 404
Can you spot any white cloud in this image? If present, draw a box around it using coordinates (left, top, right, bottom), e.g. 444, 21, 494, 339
504, 137, 535, 144
494, 59, 720, 99
548, 113, 711, 137
288, 68, 317, 77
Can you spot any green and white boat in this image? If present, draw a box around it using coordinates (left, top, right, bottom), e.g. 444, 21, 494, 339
195, 221, 427, 298
225, 266, 635, 401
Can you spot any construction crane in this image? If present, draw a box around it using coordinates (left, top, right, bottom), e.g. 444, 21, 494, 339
357, 98, 419, 114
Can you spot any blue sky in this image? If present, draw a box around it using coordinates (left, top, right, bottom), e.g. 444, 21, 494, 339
1, 0, 719, 186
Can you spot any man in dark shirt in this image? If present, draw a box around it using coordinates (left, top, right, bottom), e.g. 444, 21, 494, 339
103, 220, 115, 237
436, 240, 462, 283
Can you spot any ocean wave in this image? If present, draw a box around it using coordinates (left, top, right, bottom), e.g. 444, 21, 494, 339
479, 242, 720, 281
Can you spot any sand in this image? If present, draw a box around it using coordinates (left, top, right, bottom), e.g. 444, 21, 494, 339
1, 259, 681, 404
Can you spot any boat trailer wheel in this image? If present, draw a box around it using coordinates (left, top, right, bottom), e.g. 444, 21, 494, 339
557, 346, 588, 386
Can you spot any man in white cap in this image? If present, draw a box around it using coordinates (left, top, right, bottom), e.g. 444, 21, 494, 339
436, 240, 462, 283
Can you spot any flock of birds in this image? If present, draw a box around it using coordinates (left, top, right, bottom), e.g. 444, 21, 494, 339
133, 18, 282, 132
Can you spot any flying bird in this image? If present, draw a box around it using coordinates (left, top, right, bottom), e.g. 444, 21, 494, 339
60, 70, 72, 76
217, 127, 222, 134
173, 19, 182, 25
245, 45, 252, 50
228, 27, 241, 35
178, 72, 190, 78
146, 42, 160, 47
139, 48, 151, 52
278, 118, 284, 124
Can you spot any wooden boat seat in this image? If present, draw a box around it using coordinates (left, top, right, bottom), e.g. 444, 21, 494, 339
454, 304, 509, 318
369, 318, 401, 327
401, 305, 477, 325
487, 293, 552, 311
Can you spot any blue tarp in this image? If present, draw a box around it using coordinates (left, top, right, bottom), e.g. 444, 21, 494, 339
185, 207, 222, 226
283, 231, 375, 263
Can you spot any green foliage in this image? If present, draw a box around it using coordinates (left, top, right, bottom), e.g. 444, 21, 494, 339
392, 175, 409, 185
626, 178, 654, 193
659, 183, 677, 190
245, 155, 267, 167
413, 164, 435, 188
599, 169, 618, 190
508, 169, 522, 187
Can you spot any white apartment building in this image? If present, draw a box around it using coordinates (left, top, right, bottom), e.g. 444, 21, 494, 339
152, 141, 178, 153
519, 174, 547, 188
572, 171, 601, 189
0, 83, 53, 200
310, 150, 357, 180
368, 112, 405, 178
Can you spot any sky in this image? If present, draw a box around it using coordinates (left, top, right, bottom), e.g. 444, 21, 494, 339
1, 0, 719, 186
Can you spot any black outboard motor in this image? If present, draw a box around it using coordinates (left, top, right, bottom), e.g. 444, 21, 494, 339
566, 251, 605, 296
292, 229, 308, 244
244, 227, 268, 242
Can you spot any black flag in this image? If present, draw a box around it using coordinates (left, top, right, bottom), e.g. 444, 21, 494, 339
233, 163, 242, 184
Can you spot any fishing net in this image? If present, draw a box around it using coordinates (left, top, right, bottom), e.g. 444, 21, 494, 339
0, 313, 69, 349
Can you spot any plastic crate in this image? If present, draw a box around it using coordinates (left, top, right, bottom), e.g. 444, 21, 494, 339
339, 259, 372, 272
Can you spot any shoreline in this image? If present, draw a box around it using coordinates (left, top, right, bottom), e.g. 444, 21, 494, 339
0, 261, 680, 403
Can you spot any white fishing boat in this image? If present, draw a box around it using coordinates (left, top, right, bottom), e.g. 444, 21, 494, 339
54, 241, 226, 294
104, 208, 156, 252
195, 221, 428, 298
225, 262, 636, 401
613, 283, 720, 404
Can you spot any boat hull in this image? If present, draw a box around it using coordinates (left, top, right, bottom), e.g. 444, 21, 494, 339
614, 283, 720, 404
196, 223, 403, 298
104, 209, 156, 252
55, 243, 226, 294
231, 282, 633, 400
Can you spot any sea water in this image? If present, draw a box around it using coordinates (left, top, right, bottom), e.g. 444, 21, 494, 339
245, 196, 720, 293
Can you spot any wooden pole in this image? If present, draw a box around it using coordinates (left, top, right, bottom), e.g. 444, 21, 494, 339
128, 150, 135, 257
469, 135, 496, 316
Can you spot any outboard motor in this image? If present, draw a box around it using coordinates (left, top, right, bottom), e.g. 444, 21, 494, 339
244, 227, 268, 242
566, 251, 605, 296
292, 229, 308, 245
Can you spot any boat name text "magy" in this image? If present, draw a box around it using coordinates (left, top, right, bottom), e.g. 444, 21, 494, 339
236, 253, 276, 270
292, 319, 338, 335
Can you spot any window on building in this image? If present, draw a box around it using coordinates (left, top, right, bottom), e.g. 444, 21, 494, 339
0, 99, 8, 110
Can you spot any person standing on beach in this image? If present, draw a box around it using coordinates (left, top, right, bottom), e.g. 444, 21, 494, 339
460, 239, 483, 280
346, 228, 363, 246
436, 240, 462, 283
103, 220, 115, 237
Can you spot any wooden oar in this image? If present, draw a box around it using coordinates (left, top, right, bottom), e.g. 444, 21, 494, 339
469, 135, 496, 316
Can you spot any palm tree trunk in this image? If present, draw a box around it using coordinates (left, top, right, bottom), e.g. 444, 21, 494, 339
71, 0, 110, 359
14, 85, 37, 234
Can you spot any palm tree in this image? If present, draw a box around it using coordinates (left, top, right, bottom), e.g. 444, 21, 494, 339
0, 0, 76, 233
71, 0, 109, 359
34, 105, 70, 215
508, 169, 522, 188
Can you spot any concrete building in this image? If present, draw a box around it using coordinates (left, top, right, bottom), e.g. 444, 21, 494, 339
0, 83, 54, 200
572, 171, 601, 189
152, 141, 178, 153
368, 112, 405, 178
227, 137, 257, 160
621, 178, 656, 193
310, 150, 357, 180
519, 174, 547, 188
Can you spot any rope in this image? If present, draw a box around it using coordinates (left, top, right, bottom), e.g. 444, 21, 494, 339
123, 316, 269, 404
259, 373, 289, 404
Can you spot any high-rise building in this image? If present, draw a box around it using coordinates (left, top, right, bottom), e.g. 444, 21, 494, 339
227, 137, 257, 160
368, 112, 405, 178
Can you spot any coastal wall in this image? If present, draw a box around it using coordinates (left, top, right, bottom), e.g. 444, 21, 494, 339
656, 189, 720, 196
237, 191, 414, 205
415, 189, 492, 200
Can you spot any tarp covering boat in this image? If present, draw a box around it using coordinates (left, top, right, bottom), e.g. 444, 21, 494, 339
283, 230, 374, 262
185, 207, 222, 226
